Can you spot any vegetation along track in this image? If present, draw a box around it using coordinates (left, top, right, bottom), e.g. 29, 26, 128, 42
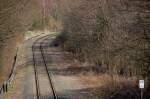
32, 34, 57, 99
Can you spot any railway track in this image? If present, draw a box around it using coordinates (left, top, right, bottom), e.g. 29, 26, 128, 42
32, 35, 57, 99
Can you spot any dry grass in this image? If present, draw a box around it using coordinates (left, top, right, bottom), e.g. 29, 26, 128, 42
77, 73, 139, 99
0, 35, 23, 85
96, 75, 139, 99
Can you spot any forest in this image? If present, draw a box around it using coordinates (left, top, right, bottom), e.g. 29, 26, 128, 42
0, 0, 149, 99
53, 0, 150, 98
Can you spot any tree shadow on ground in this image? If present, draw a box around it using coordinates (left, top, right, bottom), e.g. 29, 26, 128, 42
56, 86, 140, 99
48, 66, 106, 76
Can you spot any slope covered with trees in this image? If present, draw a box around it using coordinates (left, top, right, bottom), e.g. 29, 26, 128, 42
0, 0, 41, 83
54, 0, 150, 98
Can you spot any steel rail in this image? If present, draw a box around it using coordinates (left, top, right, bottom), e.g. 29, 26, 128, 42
32, 37, 42, 99
40, 37, 58, 99
32, 34, 57, 99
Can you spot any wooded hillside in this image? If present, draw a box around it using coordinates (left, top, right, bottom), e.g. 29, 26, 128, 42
54, 0, 150, 98
56, 0, 150, 77
0, 0, 41, 82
